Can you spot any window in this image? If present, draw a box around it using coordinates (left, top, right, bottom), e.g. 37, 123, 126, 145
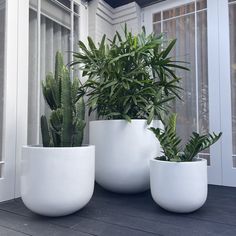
0, 0, 5, 177
28, 0, 80, 145
152, 0, 209, 163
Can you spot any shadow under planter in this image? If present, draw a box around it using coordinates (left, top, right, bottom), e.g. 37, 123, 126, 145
21, 145, 95, 217
90, 119, 163, 194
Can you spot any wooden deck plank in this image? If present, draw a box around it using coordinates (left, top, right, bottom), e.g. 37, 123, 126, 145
0, 210, 92, 236
0, 225, 30, 236
0, 185, 236, 236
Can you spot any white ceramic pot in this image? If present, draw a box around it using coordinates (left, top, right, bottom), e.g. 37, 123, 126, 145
89, 119, 163, 193
21, 145, 95, 217
150, 158, 207, 213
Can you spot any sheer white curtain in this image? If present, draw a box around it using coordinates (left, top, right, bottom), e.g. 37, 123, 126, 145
28, 1, 72, 145
152, 0, 209, 161
0, 0, 5, 168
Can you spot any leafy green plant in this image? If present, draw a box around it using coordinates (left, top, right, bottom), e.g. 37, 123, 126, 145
41, 51, 85, 147
70, 25, 188, 124
149, 114, 222, 162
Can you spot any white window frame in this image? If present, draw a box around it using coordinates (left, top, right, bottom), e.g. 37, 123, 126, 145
0, 0, 29, 201
218, 0, 235, 187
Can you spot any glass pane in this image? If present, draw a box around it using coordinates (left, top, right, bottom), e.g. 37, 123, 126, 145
233, 156, 236, 167
159, 5, 209, 159
197, 10, 209, 142
153, 12, 161, 23
163, 13, 197, 146
28, 8, 71, 145
197, 0, 207, 10
40, 15, 70, 121
74, 3, 79, 14
163, 2, 195, 20
153, 22, 161, 36
73, 14, 80, 76
0, 0, 6, 177
229, 3, 236, 166
58, 0, 70, 8
28, 9, 38, 145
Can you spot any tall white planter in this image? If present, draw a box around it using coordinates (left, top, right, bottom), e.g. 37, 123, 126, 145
150, 158, 207, 213
89, 119, 163, 193
21, 145, 95, 217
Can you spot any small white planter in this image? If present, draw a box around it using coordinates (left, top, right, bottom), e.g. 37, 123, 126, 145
21, 145, 95, 217
150, 158, 207, 213
89, 119, 163, 193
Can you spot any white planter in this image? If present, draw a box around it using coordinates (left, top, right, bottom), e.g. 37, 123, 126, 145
150, 158, 207, 213
21, 145, 95, 217
89, 119, 163, 193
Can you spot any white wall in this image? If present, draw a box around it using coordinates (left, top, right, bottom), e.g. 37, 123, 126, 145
88, 0, 141, 43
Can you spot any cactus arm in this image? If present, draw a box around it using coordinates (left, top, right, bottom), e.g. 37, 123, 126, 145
42, 74, 58, 110
40, 115, 53, 147
61, 66, 73, 147
55, 51, 64, 82
50, 109, 62, 132
72, 77, 79, 105
50, 128, 61, 147
72, 93, 85, 146
72, 118, 86, 146
76, 96, 85, 121
49, 109, 62, 147
55, 51, 64, 108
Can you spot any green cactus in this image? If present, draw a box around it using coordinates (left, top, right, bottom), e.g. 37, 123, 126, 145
41, 51, 85, 147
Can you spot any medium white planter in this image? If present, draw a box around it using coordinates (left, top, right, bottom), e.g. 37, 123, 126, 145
150, 158, 207, 213
89, 119, 163, 193
21, 145, 95, 217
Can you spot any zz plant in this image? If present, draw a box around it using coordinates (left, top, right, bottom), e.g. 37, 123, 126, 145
41, 51, 85, 147
150, 114, 222, 162
70, 25, 188, 124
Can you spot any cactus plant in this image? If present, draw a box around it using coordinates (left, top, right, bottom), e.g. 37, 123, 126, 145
41, 51, 85, 147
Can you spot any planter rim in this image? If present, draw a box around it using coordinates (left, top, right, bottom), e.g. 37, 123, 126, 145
150, 158, 207, 165
22, 145, 95, 150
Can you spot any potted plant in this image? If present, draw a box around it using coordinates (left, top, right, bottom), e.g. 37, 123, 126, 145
149, 114, 222, 213
21, 52, 95, 217
70, 25, 188, 193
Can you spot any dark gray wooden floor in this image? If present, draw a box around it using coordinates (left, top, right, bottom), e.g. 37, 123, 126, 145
0, 185, 236, 236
